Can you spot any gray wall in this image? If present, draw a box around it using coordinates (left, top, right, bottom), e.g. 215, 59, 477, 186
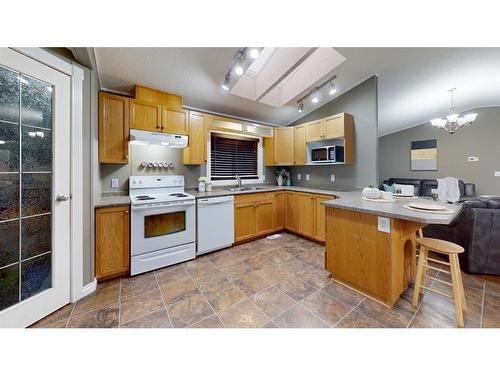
286, 76, 379, 189
379, 106, 500, 196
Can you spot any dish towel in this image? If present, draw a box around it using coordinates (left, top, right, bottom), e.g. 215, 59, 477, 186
437, 177, 460, 203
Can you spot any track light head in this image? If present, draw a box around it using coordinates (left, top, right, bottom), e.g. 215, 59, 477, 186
328, 81, 337, 95
221, 74, 230, 91
311, 88, 319, 104
297, 101, 304, 113
249, 48, 260, 59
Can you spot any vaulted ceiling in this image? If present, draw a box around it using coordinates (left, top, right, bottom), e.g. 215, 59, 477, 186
93, 47, 500, 135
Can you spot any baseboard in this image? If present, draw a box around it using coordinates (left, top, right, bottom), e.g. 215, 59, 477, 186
80, 278, 97, 299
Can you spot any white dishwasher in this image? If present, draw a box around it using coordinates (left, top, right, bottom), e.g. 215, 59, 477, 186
197, 196, 234, 255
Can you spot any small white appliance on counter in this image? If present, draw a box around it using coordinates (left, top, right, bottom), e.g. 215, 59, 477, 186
129, 175, 196, 275
197, 196, 234, 255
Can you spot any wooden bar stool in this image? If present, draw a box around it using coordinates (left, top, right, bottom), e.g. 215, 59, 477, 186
412, 237, 467, 327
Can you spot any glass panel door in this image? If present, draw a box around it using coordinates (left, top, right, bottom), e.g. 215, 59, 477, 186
0, 65, 53, 311
0, 48, 71, 327
144, 211, 186, 238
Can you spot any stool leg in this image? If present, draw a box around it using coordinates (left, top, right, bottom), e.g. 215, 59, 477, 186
453, 254, 467, 312
449, 253, 465, 328
413, 246, 427, 307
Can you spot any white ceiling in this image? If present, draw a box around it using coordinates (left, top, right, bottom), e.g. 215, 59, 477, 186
94, 47, 500, 135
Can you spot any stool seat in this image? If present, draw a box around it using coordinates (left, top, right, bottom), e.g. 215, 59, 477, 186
416, 238, 464, 254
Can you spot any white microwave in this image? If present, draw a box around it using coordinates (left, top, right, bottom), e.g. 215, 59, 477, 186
310, 145, 344, 164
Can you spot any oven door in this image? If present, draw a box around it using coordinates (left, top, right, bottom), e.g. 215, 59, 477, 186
311, 147, 328, 162
131, 200, 195, 256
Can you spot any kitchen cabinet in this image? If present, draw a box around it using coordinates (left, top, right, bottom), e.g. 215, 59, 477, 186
284, 191, 298, 232
305, 119, 324, 142
162, 106, 188, 135
98, 92, 129, 164
274, 191, 285, 230
287, 191, 335, 242
183, 111, 206, 165
313, 194, 331, 242
255, 199, 275, 236
297, 193, 315, 238
305, 113, 353, 141
234, 192, 275, 243
293, 124, 307, 165
95, 205, 130, 281
264, 137, 275, 166
234, 202, 256, 243
274, 127, 294, 166
129, 99, 162, 132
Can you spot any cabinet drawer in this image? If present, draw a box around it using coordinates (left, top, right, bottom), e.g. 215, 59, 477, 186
234, 192, 275, 205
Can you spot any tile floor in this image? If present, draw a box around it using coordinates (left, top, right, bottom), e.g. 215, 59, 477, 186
31, 233, 500, 328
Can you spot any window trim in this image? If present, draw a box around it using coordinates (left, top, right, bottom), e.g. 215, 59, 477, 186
207, 130, 264, 186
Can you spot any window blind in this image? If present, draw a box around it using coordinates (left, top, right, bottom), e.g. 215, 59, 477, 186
210, 134, 259, 180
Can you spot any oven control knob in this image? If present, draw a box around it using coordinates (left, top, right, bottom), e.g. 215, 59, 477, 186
153, 162, 158, 168
158, 162, 164, 168
148, 163, 154, 168
168, 162, 174, 169
140, 162, 147, 168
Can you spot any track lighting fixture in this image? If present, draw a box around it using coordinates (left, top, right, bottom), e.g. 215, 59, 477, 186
295, 75, 339, 112
249, 48, 260, 59
297, 100, 304, 113
221, 74, 230, 91
221, 48, 262, 91
311, 88, 320, 104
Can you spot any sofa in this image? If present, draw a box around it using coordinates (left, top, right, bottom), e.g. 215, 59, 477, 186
382, 178, 500, 276
381, 177, 476, 202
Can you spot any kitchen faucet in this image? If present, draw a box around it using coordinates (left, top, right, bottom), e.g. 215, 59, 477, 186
236, 174, 242, 188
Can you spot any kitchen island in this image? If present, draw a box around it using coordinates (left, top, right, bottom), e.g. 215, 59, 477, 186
321, 194, 463, 306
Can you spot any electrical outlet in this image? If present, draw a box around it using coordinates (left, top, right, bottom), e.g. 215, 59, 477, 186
495, 171, 500, 177
468, 156, 479, 162
330, 174, 336, 182
306, 174, 310, 181
378, 217, 391, 233
297, 174, 301, 180
111, 178, 119, 188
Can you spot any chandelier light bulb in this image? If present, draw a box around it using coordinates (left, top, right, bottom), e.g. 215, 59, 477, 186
464, 113, 478, 122
446, 113, 459, 123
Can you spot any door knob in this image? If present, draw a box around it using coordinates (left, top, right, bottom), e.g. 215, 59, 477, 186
56, 194, 70, 202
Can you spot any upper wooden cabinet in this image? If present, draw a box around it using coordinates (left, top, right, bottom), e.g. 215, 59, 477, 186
183, 111, 206, 165
162, 106, 188, 135
293, 125, 307, 165
98, 92, 130, 164
129, 99, 162, 132
305, 113, 354, 142
274, 127, 294, 166
305, 119, 324, 142
95, 205, 130, 281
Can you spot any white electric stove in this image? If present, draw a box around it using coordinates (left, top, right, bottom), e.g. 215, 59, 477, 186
129, 175, 196, 275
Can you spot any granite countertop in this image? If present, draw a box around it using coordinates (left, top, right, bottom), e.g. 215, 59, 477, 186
95, 194, 131, 208
321, 191, 463, 225
187, 184, 353, 199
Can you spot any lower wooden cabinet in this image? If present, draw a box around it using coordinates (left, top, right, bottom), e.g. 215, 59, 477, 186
284, 191, 298, 232
234, 202, 256, 242
95, 205, 130, 281
297, 193, 315, 238
233, 190, 335, 244
234, 192, 274, 243
284, 191, 335, 242
274, 191, 285, 230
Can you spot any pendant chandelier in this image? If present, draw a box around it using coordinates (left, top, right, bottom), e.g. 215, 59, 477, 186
430, 88, 477, 134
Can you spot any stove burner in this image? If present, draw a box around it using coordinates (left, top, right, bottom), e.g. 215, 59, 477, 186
135, 195, 155, 201
169, 193, 188, 198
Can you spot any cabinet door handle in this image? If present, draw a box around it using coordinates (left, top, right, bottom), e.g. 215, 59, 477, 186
156, 124, 160, 129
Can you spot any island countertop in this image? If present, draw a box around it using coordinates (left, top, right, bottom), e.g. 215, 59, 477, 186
321, 192, 463, 225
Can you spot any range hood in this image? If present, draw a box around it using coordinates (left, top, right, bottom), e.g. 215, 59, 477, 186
129, 129, 188, 148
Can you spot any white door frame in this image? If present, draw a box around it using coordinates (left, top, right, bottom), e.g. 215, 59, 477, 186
11, 48, 93, 304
